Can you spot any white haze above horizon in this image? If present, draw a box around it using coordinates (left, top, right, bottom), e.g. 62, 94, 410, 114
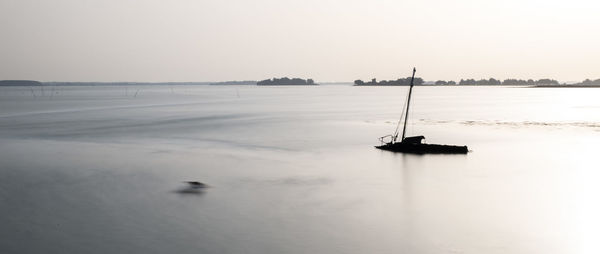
1, 0, 599, 82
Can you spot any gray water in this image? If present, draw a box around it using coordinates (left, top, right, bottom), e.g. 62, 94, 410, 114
1, 85, 598, 254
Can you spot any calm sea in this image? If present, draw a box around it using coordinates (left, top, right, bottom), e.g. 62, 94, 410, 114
1, 85, 598, 254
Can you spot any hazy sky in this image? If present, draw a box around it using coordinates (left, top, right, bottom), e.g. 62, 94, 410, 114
1, 0, 598, 82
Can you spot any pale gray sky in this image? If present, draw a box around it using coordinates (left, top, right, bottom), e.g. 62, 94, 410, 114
1, 0, 598, 82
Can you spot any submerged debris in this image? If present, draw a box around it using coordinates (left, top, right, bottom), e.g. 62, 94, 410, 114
175, 181, 209, 194
185, 181, 208, 189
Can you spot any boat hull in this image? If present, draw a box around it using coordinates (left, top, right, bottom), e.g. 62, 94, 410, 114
376, 142, 468, 154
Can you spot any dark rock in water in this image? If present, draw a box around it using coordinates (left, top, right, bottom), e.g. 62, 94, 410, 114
0, 80, 43, 86
185, 181, 208, 189
175, 181, 209, 195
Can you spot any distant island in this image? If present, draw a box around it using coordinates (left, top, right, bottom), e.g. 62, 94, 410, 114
257, 77, 317, 86
0, 80, 43, 86
451, 78, 559, 86
1, 78, 598, 87
354, 77, 600, 87
534, 78, 600, 87
441, 78, 600, 87
354, 77, 424, 86
209, 81, 257, 86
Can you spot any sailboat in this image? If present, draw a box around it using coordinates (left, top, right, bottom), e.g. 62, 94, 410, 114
375, 68, 469, 154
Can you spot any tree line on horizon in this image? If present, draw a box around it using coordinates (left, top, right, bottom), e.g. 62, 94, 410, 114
354, 77, 600, 86
2, 77, 600, 87
257, 77, 316, 86
578, 78, 600, 86
451, 78, 560, 86
354, 77, 425, 86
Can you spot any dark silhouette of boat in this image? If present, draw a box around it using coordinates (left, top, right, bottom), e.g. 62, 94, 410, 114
375, 68, 468, 154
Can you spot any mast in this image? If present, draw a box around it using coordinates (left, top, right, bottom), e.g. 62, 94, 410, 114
400, 67, 416, 141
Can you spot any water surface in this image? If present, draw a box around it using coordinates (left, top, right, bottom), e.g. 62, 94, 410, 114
1, 85, 598, 254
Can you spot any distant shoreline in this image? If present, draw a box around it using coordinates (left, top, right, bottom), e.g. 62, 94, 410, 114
2, 80, 600, 88
257, 77, 317, 86
531, 85, 600, 88
0, 81, 212, 86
